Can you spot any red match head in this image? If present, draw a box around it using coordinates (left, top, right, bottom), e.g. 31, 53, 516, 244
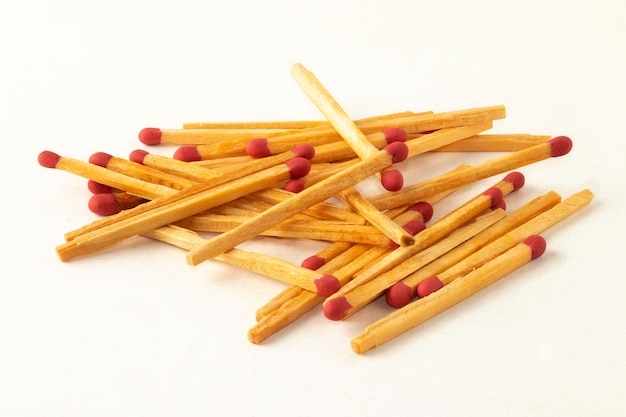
385, 281, 413, 308
138, 128, 162, 145
549, 136, 573, 157
37, 150, 61, 168
285, 157, 311, 179
174, 146, 202, 162
382, 127, 408, 143
129, 149, 149, 164
245, 138, 271, 158
381, 169, 404, 192
89, 152, 113, 167
416, 276, 445, 298
523, 235, 547, 259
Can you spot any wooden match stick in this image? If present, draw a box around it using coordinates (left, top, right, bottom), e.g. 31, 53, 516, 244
291, 63, 405, 191
139, 127, 302, 146
89, 151, 197, 190
185, 142, 409, 265
322, 172, 524, 321
143, 225, 341, 296
351, 235, 547, 354
386, 190, 563, 308
368, 135, 573, 211
88, 192, 148, 216
56, 157, 311, 261
181, 120, 329, 130
38, 151, 177, 200
129, 149, 223, 183
404, 121, 493, 157
432, 134, 551, 152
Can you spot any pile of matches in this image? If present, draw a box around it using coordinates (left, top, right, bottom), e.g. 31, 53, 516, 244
38, 63, 594, 354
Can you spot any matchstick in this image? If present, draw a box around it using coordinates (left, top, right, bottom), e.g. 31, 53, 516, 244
351, 235, 547, 354
322, 172, 524, 321
291, 63, 405, 191
386, 190, 562, 307
88, 192, 148, 216
181, 120, 328, 130
138, 127, 300, 146
89, 151, 197, 190
185, 142, 409, 265
404, 121, 493, 157
129, 149, 224, 183
38, 150, 177, 200
56, 157, 311, 261
368, 136, 572, 211
431, 134, 551, 152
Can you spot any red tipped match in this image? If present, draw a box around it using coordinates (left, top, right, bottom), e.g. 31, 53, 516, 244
283, 179, 306, 193
386, 281, 413, 308
323, 296, 352, 321
89, 152, 113, 167
138, 128, 162, 145
384, 141, 409, 163
381, 169, 404, 192
416, 276, 445, 298
285, 157, 311, 179
292, 143, 315, 160
549, 136, 573, 157
301, 255, 325, 270
382, 127, 407, 143
410, 201, 433, 223
483, 186, 504, 209
87, 180, 114, 194
174, 146, 202, 162
503, 171, 525, 191
523, 235, 547, 259
245, 138, 270, 158
492, 199, 507, 211
88, 194, 121, 216
38, 151, 61, 168
314, 274, 341, 297
129, 149, 149, 164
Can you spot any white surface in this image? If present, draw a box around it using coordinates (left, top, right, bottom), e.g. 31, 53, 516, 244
2, 1, 625, 416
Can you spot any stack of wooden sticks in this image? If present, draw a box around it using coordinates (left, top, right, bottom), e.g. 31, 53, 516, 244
38, 63, 593, 354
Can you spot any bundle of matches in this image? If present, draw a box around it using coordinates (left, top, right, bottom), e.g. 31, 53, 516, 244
38, 63, 593, 354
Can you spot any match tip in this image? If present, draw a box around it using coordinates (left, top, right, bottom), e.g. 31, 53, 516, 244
37, 150, 61, 168
416, 276, 445, 299
138, 127, 162, 145
88, 152, 113, 167
385, 281, 413, 308
549, 136, 573, 157
323, 296, 352, 321
88, 193, 120, 216
173, 146, 202, 162
87, 180, 114, 194
404, 219, 427, 236
291, 143, 315, 160
382, 127, 408, 143
245, 138, 270, 158
285, 157, 311, 179
129, 149, 149, 164
283, 179, 306, 193
483, 186, 504, 209
383, 141, 409, 163
523, 235, 547, 260
381, 169, 404, 191
503, 171, 525, 191
410, 201, 434, 223
301, 255, 325, 270
314, 274, 342, 297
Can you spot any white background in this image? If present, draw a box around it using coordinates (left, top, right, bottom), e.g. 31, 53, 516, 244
2, 1, 625, 416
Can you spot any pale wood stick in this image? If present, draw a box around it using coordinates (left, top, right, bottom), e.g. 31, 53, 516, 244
328, 209, 506, 309
322, 175, 521, 321
177, 214, 400, 246
56, 158, 309, 261
192, 155, 255, 169
351, 236, 547, 354
182, 120, 328, 130
291, 63, 381, 161
141, 127, 300, 145
310, 131, 394, 164
38, 151, 177, 200
368, 136, 572, 211
185, 143, 408, 265
90, 152, 197, 190
387, 191, 562, 306
143, 225, 339, 295
64, 146, 311, 242
130, 150, 223, 183
253, 242, 358, 322
187, 111, 420, 160
431, 134, 551, 152
404, 121, 493, 157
